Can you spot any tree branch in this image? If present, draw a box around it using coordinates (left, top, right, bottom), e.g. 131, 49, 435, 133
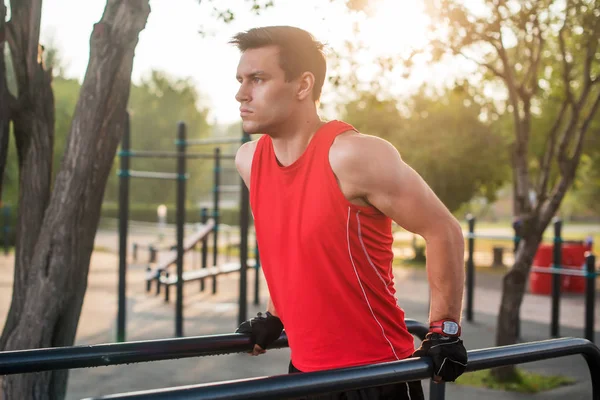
558, 0, 574, 108
571, 90, 600, 164
458, 50, 505, 79
537, 101, 567, 199
522, 16, 544, 98
583, 12, 599, 87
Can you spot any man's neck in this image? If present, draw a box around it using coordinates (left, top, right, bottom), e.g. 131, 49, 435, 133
270, 112, 324, 167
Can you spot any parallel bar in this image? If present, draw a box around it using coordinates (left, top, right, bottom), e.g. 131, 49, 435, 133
0, 319, 428, 375
128, 171, 183, 180
186, 137, 242, 146
83, 338, 600, 400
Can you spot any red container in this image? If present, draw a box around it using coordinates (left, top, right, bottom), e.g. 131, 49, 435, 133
529, 241, 591, 295
529, 244, 554, 295
561, 242, 592, 294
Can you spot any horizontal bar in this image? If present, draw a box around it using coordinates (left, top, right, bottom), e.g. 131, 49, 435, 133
118, 151, 235, 160
464, 233, 517, 241
215, 185, 240, 193
531, 266, 597, 277
127, 171, 187, 180
0, 320, 427, 375
83, 337, 600, 400
0, 334, 287, 376
186, 137, 243, 146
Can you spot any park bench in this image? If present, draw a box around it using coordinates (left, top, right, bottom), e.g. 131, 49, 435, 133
159, 259, 257, 302
144, 219, 215, 291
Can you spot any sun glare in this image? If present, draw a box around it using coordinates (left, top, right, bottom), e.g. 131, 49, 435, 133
359, 0, 430, 56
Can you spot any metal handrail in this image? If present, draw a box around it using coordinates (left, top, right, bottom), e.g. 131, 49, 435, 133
82, 337, 600, 400
0, 319, 428, 376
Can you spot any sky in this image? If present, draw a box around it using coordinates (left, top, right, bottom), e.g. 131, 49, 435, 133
39, 0, 475, 125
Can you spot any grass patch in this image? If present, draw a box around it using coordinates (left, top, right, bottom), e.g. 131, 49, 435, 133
455, 368, 575, 393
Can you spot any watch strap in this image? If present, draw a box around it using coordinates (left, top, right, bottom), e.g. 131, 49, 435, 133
429, 319, 461, 337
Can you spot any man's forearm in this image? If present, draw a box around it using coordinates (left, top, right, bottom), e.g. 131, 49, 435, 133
425, 223, 465, 323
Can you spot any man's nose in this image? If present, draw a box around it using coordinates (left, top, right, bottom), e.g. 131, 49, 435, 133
236, 83, 250, 103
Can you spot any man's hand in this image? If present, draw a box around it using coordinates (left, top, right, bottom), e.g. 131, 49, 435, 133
413, 332, 468, 382
235, 311, 284, 356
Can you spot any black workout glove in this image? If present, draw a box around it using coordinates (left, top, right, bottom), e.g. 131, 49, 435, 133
235, 311, 284, 350
412, 332, 468, 382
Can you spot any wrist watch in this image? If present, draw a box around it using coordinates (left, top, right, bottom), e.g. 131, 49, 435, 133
429, 319, 461, 337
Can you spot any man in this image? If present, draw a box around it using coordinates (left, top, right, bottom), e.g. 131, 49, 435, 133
232, 26, 467, 399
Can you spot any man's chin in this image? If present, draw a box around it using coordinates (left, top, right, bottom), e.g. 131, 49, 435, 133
241, 121, 262, 135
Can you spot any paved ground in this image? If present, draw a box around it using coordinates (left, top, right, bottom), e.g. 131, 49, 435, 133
0, 227, 598, 400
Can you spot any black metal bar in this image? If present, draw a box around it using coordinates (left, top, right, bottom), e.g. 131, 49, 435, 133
254, 238, 260, 306
117, 112, 131, 343
239, 132, 251, 326
200, 208, 208, 292
0, 320, 427, 375
175, 122, 187, 338
82, 337, 600, 400
466, 214, 475, 322
212, 147, 221, 294
186, 137, 242, 146
551, 218, 562, 338
585, 253, 596, 343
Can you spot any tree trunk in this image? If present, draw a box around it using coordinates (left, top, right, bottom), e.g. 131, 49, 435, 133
492, 226, 542, 381
0, 1, 151, 399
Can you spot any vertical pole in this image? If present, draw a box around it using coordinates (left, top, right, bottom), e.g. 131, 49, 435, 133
239, 131, 251, 326
3, 205, 9, 256
430, 382, 446, 400
513, 218, 522, 339
212, 147, 221, 294
201, 207, 208, 292
585, 253, 596, 343
117, 111, 130, 343
466, 215, 475, 322
551, 217, 562, 338
254, 236, 261, 306
175, 121, 187, 338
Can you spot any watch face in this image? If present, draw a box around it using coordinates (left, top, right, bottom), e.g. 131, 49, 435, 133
443, 321, 459, 335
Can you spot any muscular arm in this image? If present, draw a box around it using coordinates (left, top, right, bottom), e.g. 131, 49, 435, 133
330, 133, 465, 323
235, 140, 279, 318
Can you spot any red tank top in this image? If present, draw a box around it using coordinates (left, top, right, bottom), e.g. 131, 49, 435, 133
250, 120, 415, 372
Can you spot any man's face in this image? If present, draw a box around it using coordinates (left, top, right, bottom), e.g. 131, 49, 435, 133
235, 46, 297, 134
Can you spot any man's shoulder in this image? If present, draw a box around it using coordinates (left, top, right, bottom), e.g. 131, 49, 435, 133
330, 130, 399, 167
235, 137, 261, 174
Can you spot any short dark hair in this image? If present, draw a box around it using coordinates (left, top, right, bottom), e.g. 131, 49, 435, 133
230, 26, 327, 101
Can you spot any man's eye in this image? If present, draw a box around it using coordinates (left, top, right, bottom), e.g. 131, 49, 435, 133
253, 77, 262, 83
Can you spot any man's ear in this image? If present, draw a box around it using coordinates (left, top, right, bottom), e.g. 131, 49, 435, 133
296, 72, 315, 101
